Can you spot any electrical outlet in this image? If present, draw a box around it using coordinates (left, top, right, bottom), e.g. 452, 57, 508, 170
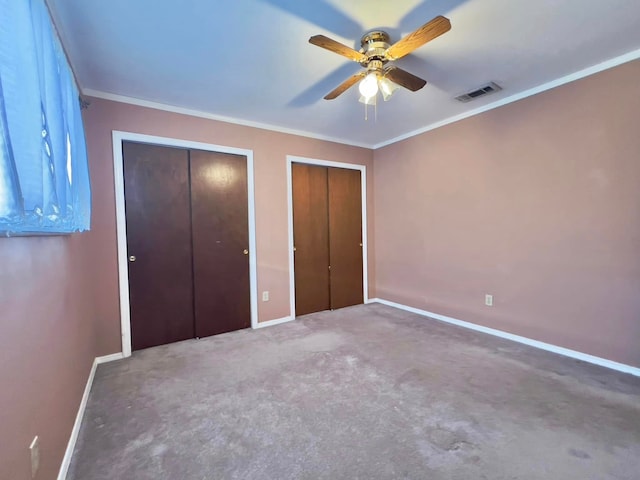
29, 436, 39, 479
262, 291, 269, 302
485, 294, 493, 307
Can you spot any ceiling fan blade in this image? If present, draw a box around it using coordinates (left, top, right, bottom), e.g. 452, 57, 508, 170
385, 15, 451, 60
384, 67, 427, 92
324, 72, 366, 100
309, 35, 367, 63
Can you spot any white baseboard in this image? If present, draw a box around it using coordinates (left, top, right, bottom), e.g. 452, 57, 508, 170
369, 298, 640, 377
56, 358, 97, 480
96, 352, 125, 364
253, 315, 295, 329
57, 352, 125, 479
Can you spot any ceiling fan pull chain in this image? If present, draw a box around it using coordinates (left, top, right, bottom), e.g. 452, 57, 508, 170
370, 94, 377, 123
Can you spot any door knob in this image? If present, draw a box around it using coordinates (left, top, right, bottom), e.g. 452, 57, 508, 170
129, 255, 136, 262
243, 249, 249, 255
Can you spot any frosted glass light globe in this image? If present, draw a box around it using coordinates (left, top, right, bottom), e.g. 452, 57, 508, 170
358, 72, 379, 98
379, 77, 399, 101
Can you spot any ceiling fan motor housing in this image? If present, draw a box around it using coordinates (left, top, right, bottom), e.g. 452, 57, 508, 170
360, 30, 391, 67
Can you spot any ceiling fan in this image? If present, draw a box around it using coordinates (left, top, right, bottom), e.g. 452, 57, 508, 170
309, 15, 451, 102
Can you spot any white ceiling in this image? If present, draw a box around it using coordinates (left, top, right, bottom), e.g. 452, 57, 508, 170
47, 0, 640, 148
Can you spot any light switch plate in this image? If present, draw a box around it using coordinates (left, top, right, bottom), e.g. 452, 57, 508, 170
30, 436, 39, 478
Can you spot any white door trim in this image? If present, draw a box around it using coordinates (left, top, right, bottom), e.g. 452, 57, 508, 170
286, 155, 369, 319
112, 131, 259, 358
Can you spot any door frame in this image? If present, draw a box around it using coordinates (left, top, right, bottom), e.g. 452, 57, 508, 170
286, 155, 369, 317
112, 131, 259, 357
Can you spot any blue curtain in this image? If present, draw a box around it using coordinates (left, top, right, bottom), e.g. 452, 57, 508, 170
0, 0, 91, 234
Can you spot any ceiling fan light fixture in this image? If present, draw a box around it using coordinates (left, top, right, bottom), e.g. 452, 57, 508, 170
358, 72, 379, 99
358, 95, 376, 105
379, 77, 399, 101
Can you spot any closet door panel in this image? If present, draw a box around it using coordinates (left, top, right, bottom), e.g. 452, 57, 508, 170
328, 167, 364, 309
123, 142, 195, 350
190, 150, 251, 337
292, 163, 331, 315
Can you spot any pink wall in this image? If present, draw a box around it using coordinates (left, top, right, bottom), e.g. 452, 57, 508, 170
0, 100, 123, 476
82, 98, 375, 356
0, 229, 106, 475
374, 60, 640, 367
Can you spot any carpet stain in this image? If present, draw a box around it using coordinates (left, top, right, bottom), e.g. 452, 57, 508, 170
429, 428, 475, 453
297, 332, 344, 352
394, 368, 425, 387
151, 444, 168, 457
125, 432, 154, 452
569, 448, 591, 459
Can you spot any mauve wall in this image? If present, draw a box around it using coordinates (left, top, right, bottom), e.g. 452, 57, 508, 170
82, 97, 375, 356
0, 144, 114, 479
374, 60, 640, 367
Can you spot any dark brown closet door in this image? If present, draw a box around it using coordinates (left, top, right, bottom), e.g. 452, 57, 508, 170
328, 167, 364, 309
292, 163, 331, 315
123, 142, 195, 351
190, 150, 251, 337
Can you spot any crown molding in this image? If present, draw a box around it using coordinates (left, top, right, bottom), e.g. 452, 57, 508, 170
82, 89, 373, 149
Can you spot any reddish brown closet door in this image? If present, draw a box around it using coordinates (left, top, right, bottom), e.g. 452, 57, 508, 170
328, 167, 364, 309
123, 142, 195, 351
190, 150, 251, 337
292, 163, 331, 315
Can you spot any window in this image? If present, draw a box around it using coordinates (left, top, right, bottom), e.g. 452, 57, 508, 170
0, 0, 91, 235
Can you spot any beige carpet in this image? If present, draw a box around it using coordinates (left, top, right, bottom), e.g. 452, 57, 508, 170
68, 303, 640, 479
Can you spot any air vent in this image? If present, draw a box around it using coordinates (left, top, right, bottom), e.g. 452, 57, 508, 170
455, 82, 502, 103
